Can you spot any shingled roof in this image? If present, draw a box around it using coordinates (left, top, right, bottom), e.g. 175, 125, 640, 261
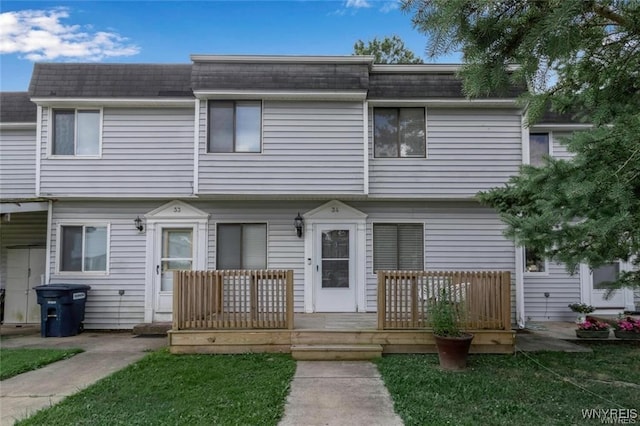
0, 92, 36, 123
191, 61, 370, 92
28, 63, 193, 98
368, 69, 524, 99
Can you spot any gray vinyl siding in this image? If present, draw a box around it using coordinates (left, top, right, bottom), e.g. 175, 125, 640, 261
0, 128, 37, 199
0, 211, 47, 290
369, 108, 522, 198
357, 201, 516, 323
524, 262, 581, 322
198, 100, 365, 195
39, 107, 194, 197
552, 131, 574, 160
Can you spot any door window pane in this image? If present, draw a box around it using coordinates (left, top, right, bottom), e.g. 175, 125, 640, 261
235, 102, 261, 152
322, 260, 349, 288
76, 111, 100, 155
53, 110, 75, 155
593, 263, 619, 289
529, 133, 550, 166
322, 230, 349, 259
165, 230, 192, 259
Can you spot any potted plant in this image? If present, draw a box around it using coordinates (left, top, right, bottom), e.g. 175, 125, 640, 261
613, 316, 640, 340
568, 302, 595, 323
575, 316, 611, 339
429, 291, 474, 371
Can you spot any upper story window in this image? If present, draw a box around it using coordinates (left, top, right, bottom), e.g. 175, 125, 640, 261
524, 248, 547, 273
217, 223, 267, 269
374, 107, 426, 158
373, 223, 424, 271
208, 101, 262, 153
52, 109, 101, 156
529, 133, 550, 166
59, 224, 108, 273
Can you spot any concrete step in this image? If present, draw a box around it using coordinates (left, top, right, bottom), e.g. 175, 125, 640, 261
132, 322, 171, 336
291, 344, 383, 361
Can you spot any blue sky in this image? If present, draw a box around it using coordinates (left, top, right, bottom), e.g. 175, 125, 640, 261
0, 1, 459, 92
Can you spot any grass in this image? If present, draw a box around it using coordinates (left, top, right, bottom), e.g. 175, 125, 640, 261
1, 348, 84, 380
377, 343, 640, 426
18, 351, 296, 426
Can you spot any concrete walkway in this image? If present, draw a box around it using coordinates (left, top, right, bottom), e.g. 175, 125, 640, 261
279, 361, 403, 426
0, 332, 166, 426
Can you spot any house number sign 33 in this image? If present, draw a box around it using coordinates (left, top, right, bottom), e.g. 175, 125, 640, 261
174, 207, 181, 213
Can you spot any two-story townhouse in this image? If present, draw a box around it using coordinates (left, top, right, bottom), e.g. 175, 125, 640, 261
1, 55, 636, 330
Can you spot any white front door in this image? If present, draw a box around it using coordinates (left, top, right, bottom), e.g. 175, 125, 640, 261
314, 224, 356, 312
590, 262, 630, 310
154, 225, 196, 317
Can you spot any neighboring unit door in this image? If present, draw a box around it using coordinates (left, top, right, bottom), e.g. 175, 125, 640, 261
5, 248, 45, 324
154, 226, 195, 316
314, 224, 356, 312
590, 263, 627, 309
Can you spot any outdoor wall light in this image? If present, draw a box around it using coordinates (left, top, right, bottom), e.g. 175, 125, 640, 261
134, 216, 144, 232
294, 213, 304, 238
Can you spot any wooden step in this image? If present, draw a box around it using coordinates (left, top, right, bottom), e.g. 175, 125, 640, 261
291, 344, 383, 361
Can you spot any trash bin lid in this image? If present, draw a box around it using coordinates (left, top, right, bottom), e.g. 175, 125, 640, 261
33, 284, 91, 291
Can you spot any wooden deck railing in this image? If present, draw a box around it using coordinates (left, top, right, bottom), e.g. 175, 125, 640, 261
377, 270, 511, 330
173, 270, 294, 330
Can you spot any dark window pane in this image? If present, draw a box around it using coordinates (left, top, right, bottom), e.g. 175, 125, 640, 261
235, 102, 261, 152
209, 101, 234, 152
322, 230, 349, 259
217, 224, 242, 269
373, 224, 398, 270
593, 263, 619, 289
322, 260, 349, 288
399, 108, 425, 157
374, 108, 398, 157
61, 226, 82, 271
529, 133, 549, 166
53, 110, 75, 155
525, 248, 546, 272
374, 223, 423, 271
398, 224, 424, 270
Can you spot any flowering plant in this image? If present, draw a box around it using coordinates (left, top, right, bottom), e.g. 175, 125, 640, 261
614, 316, 640, 333
568, 303, 595, 314
577, 316, 610, 331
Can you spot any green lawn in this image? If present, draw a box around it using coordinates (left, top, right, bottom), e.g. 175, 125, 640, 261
377, 343, 640, 426
18, 351, 296, 426
1, 348, 84, 380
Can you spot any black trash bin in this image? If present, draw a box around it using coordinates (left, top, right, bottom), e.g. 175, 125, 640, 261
34, 284, 91, 337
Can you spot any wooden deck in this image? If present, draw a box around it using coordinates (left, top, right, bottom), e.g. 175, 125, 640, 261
168, 313, 515, 357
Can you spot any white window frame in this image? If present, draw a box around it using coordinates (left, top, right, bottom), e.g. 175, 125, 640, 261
48, 107, 103, 158
55, 221, 110, 275
206, 100, 264, 154
371, 220, 426, 274
214, 221, 269, 269
523, 247, 549, 276
372, 106, 427, 159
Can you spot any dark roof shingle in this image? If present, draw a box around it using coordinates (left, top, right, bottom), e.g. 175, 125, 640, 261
0, 92, 36, 123
28, 63, 193, 98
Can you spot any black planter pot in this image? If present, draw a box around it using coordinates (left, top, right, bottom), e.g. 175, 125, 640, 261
575, 329, 610, 339
434, 333, 474, 370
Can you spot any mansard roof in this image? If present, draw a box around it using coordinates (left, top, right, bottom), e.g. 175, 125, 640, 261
28, 63, 193, 98
0, 92, 36, 123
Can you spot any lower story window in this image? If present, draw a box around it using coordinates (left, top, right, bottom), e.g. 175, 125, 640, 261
524, 248, 547, 273
217, 223, 267, 269
373, 223, 424, 271
60, 225, 108, 272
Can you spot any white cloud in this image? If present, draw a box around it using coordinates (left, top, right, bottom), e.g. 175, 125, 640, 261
379, 1, 399, 13
345, 0, 371, 9
0, 8, 140, 61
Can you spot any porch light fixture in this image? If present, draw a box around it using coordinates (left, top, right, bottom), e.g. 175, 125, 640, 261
294, 213, 304, 238
134, 216, 144, 232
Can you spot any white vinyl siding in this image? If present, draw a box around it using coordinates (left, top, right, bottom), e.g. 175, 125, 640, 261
40, 107, 194, 197
369, 108, 522, 198
0, 128, 37, 199
198, 100, 365, 195
551, 131, 575, 161
524, 262, 581, 322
